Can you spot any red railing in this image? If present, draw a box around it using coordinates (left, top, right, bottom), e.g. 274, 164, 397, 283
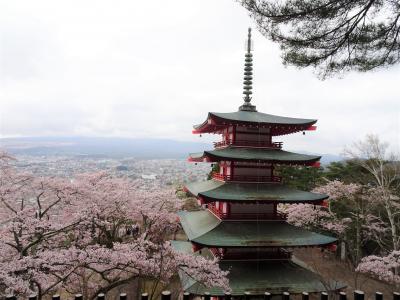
208, 205, 287, 220
209, 246, 291, 259
214, 140, 283, 149
219, 250, 292, 260
212, 172, 282, 183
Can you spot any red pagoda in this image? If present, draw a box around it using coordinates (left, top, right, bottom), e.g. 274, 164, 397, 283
172, 28, 344, 296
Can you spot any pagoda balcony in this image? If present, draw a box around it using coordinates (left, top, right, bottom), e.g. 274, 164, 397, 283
208, 205, 287, 221
209, 248, 292, 260
212, 172, 282, 183
214, 139, 283, 149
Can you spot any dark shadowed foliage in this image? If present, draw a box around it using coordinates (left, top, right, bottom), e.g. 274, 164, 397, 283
240, 0, 400, 78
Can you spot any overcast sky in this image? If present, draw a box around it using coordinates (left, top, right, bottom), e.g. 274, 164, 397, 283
1, 0, 399, 155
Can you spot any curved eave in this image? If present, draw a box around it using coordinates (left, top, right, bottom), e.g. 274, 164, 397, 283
172, 241, 346, 296
192, 236, 337, 249
178, 210, 337, 248
188, 148, 321, 165
185, 180, 328, 204
193, 112, 317, 136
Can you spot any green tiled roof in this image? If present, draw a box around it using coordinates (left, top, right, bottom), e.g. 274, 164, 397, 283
189, 147, 320, 163
194, 111, 316, 130
171, 241, 345, 295
178, 210, 337, 247
185, 180, 328, 203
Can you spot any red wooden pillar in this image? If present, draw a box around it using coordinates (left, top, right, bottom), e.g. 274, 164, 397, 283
198, 196, 205, 206
192, 243, 203, 252
223, 162, 227, 178
221, 247, 227, 257
232, 125, 236, 144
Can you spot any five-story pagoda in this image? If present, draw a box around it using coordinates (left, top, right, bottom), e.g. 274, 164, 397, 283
172, 28, 343, 296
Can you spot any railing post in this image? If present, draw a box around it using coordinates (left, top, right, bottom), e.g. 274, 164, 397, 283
29, 295, 38, 300
224, 292, 231, 300
183, 292, 190, 300
340, 292, 347, 300
203, 292, 211, 300
97, 294, 106, 300
283, 292, 290, 300
161, 291, 171, 300
354, 291, 365, 300
75, 294, 83, 300
264, 292, 271, 300
394, 292, 400, 300
52, 295, 61, 300
244, 292, 251, 300
375, 292, 383, 300
321, 292, 328, 300
119, 293, 127, 300
302, 292, 309, 300
141, 293, 149, 300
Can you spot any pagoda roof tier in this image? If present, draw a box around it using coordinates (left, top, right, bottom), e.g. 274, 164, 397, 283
188, 147, 321, 165
193, 111, 317, 136
185, 180, 328, 203
178, 210, 336, 248
171, 241, 345, 295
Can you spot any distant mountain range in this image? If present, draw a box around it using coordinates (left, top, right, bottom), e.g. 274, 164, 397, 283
0, 136, 343, 165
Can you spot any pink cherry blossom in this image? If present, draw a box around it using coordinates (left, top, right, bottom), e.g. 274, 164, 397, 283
357, 251, 400, 284
0, 152, 229, 299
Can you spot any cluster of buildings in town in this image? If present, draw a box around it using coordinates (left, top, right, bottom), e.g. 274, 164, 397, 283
12, 154, 210, 187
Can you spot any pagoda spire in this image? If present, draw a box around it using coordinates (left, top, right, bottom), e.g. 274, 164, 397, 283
239, 27, 257, 112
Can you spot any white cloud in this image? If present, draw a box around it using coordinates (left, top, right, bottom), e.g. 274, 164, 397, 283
1, 0, 399, 154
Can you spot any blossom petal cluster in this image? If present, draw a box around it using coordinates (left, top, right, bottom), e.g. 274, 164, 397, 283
356, 251, 400, 284
0, 153, 229, 298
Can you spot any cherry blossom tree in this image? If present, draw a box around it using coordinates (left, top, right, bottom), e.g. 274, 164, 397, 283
285, 180, 387, 265
286, 180, 362, 236
345, 135, 400, 282
345, 134, 400, 254
282, 135, 400, 286
0, 151, 80, 296
357, 250, 400, 287
0, 152, 229, 299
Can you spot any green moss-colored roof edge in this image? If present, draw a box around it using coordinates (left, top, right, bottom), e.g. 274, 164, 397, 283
189, 147, 321, 163
178, 210, 337, 248
171, 241, 346, 296
185, 180, 328, 203
193, 111, 317, 130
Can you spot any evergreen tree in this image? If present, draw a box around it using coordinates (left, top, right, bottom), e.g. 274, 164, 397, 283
324, 160, 373, 184
240, 0, 400, 77
276, 165, 323, 191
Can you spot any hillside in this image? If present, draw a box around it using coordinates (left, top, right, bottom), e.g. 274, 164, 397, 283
0, 136, 343, 164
